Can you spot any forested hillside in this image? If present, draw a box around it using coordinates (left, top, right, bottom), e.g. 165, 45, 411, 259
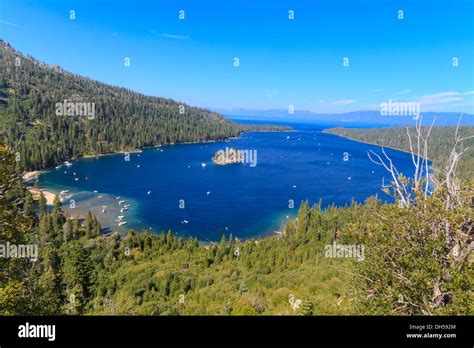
1, 144, 472, 315
0, 41, 289, 171
324, 126, 474, 180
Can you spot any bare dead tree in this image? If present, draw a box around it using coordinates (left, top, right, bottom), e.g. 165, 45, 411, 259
366, 113, 474, 312
367, 114, 474, 208
367, 115, 435, 206
430, 114, 474, 210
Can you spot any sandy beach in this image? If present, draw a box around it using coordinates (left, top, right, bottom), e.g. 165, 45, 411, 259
28, 187, 57, 205
22, 170, 43, 182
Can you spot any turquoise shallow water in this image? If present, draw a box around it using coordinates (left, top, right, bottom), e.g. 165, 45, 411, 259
37, 121, 416, 241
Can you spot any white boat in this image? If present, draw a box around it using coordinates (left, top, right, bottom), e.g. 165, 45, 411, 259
116, 196, 121, 200
120, 208, 128, 212
147, 191, 151, 195
55, 165, 62, 169
181, 220, 189, 224
201, 163, 207, 167
74, 178, 79, 181
118, 221, 127, 226
93, 190, 98, 193
117, 215, 124, 219
118, 200, 125, 205
102, 208, 107, 213
60, 190, 70, 194
64, 161, 73, 166
206, 191, 211, 195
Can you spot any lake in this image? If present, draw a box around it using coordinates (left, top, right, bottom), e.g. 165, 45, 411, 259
37, 121, 416, 241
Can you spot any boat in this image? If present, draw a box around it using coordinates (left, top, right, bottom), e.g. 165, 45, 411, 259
102, 207, 107, 213
60, 190, 70, 194
201, 163, 207, 167
120, 208, 128, 212
64, 161, 72, 166
147, 191, 151, 195
206, 191, 211, 195
74, 178, 79, 181
181, 220, 189, 224
118, 200, 125, 205
93, 190, 98, 193
117, 215, 124, 219
55, 165, 62, 169
118, 221, 127, 226
116, 196, 121, 200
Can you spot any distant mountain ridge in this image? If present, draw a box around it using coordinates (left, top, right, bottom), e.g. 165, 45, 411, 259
215, 108, 474, 126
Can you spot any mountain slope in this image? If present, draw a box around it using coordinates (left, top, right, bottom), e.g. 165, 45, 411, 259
0, 41, 256, 171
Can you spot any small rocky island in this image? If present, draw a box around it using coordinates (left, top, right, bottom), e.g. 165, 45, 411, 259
212, 148, 244, 165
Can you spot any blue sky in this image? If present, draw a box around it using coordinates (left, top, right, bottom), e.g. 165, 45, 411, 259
1, 0, 473, 113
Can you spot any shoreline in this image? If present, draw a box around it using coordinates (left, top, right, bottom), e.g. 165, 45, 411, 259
27, 187, 57, 205
21, 128, 294, 180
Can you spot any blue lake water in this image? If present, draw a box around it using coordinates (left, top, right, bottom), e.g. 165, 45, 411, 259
37, 121, 416, 241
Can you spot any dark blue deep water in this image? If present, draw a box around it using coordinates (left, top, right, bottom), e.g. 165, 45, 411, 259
38, 122, 416, 241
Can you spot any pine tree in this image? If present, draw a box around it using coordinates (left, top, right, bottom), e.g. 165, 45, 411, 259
285, 217, 293, 234
0, 144, 39, 314
69, 243, 92, 313
23, 191, 35, 218
85, 211, 93, 238
39, 192, 47, 215
94, 217, 101, 237
52, 195, 64, 239
38, 246, 64, 314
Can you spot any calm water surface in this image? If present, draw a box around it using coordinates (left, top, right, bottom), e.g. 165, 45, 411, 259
38, 122, 415, 241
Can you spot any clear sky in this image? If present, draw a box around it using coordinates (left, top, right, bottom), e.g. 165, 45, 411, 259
1, 0, 473, 113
